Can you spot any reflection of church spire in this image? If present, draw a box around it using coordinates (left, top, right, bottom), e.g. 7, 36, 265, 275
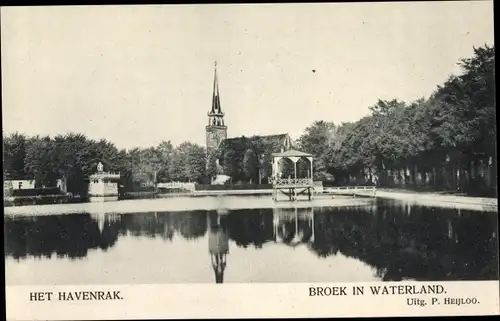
208, 212, 229, 284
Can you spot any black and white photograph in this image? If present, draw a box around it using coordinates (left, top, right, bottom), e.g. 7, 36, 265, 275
2, 1, 498, 319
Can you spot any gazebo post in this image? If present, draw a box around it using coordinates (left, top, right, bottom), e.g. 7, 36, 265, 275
309, 157, 314, 200
293, 161, 297, 201
309, 157, 313, 180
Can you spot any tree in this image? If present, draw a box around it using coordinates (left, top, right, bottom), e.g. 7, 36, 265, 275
184, 143, 207, 183
156, 141, 174, 182
223, 149, 237, 181
296, 45, 495, 194
297, 121, 337, 179
24, 136, 58, 187
206, 150, 219, 182
3, 133, 27, 180
167, 142, 207, 183
243, 149, 258, 183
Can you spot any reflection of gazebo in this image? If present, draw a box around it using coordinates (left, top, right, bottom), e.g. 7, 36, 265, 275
271, 149, 314, 201
273, 207, 315, 246
208, 213, 229, 284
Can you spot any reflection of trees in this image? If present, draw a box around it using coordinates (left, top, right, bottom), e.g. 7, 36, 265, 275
120, 213, 166, 238
174, 211, 208, 240
225, 209, 274, 248
308, 201, 498, 281
273, 208, 314, 246
5, 210, 210, 261
118, 211, 208, 241
277, 220, 296, 245
4, 214, 120, 260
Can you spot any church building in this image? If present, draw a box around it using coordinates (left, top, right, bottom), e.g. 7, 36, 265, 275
205, 62, 293, 183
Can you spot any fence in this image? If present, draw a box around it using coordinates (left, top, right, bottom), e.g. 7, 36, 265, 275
195, 184, 273, 191
11, 187, 63, 197
272, 178, 314, 187
157, 182, 196, 192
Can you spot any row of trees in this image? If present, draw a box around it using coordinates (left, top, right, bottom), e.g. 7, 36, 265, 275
297, 45, 496, 196
3, 45, 495, 196
206, 135, 289, 184
3, 133, 208, 195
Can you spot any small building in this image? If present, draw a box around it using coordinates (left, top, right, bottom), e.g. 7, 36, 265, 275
88, 162, 121, 198
6, 179, 36, 190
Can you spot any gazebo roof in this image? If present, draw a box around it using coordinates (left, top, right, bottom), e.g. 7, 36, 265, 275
271, 149, 313, 158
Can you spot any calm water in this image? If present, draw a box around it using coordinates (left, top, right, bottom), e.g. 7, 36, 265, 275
4, 198, 498, 285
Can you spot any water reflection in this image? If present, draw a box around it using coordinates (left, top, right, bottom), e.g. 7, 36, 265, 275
272, 207, 315, 246
4, 214, 120, 260
4, 199, 498, 283
208, 210, 229, 283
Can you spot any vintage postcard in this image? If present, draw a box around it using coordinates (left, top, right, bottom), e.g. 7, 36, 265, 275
2, 2, 498, 320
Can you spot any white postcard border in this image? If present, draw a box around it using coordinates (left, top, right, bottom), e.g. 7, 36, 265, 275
6, 281, 500, 319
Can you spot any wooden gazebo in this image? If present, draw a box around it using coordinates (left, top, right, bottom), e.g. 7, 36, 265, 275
271, 149, 314, 201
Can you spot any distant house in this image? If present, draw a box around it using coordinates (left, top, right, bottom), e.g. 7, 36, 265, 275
217, 134, 293, 155
4, 177, 68, 196
212, 174, 231, 185
6, 179, 36, 190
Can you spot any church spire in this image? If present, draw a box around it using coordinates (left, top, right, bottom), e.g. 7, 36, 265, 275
211, 61, 223, 115
206, 61, 227, 152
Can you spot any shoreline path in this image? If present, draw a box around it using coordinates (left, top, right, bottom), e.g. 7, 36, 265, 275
4, 189, 497, 216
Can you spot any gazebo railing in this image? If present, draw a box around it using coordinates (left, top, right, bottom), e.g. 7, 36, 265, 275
272, 178, 314, 187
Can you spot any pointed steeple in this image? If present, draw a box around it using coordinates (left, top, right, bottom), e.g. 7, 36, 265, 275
206, 60, 227, 152
211, 61, 223, 115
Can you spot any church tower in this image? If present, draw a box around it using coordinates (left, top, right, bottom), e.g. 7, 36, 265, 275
206, 61, 227, 153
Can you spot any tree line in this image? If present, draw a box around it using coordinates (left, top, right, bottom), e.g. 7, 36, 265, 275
3, 45, 496, 196
296, 45, 496, 196
3, 133, 208, 195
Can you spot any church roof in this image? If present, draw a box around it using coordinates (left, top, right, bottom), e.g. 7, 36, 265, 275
218, 133, 291, 152
271, 149, 313, 157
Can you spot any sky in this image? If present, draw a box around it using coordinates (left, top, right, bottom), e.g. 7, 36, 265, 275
1, 2, 495, 150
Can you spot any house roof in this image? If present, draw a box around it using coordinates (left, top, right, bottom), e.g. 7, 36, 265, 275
218, 133, 291, 152
271, 149, 313, 157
